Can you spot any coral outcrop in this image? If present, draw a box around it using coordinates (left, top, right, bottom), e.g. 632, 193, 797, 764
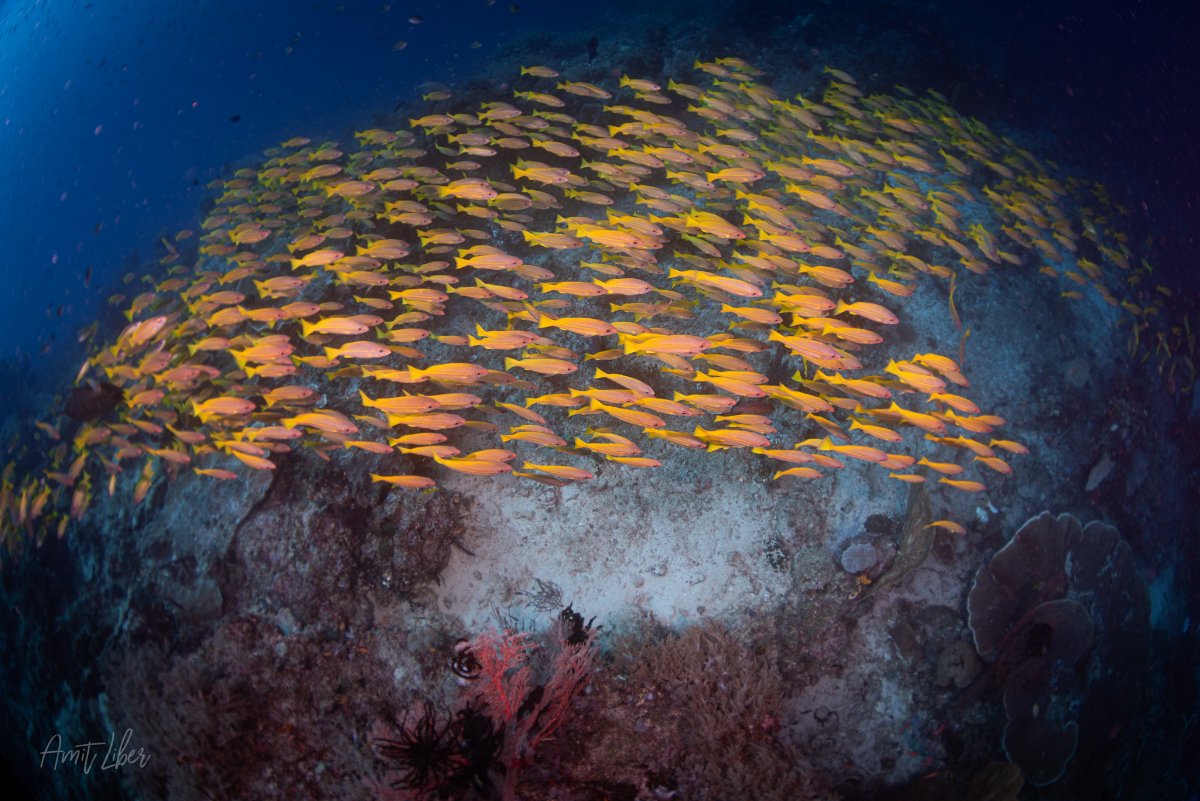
967, 512, 1150, 786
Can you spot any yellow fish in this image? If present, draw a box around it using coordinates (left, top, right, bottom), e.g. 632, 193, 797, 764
693, 426, 770, 450
282, 410, 359, 435
408, 363, 490, 384
503, 357, 578, 376
433, 454, 514, 475
370, 474, 437, 489
191, 396, 255, 423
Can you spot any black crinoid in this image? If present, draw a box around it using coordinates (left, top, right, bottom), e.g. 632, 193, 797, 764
559, 604, 597, 645
448, 703, 507, 799
377, 701, 460, 795
376, 700, 506, 800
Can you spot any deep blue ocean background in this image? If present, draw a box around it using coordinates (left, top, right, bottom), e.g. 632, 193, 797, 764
1, 0, 1197, 382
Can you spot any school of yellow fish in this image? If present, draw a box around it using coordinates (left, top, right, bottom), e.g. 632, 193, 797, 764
0, 56, 1173, 551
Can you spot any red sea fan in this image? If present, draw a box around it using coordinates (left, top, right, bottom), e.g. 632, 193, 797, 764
455, 628, 538, 725
452, 609, 599, 799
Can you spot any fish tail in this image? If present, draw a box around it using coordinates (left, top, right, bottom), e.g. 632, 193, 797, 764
300, 319, 316, 338
323, 346, 340, 361
503, 357, 517, 370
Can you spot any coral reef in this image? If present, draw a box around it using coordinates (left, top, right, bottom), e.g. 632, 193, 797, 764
0, 15, 1194, 801
934, 640, 980, 690
376, 609, 599, 801
64, 454, 470, 801
967, 512, 1151, 787
583, 617, 833, 801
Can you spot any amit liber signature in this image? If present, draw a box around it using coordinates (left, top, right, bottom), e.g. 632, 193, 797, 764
39, 728, 150, 773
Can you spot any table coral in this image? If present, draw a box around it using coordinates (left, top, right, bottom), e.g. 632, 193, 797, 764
966, 511, 1150, 787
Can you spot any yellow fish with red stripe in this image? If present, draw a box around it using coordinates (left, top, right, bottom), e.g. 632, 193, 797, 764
433, 452, 515, 475
301, 316, 370, 337
191, 396, 256, 423
10, 54, 1060, 543
621, 333, 712, 357
408, 363, 490, 384
668, 268, 762, 298
538, 315, 619, 337
325, 341, 392, 361
504, 357, 578, 376
371, 474, 437, 489
282, 410, 359, 435
693, 426, 770, 451
522, 462, 594, 481
684, 210, 745, 240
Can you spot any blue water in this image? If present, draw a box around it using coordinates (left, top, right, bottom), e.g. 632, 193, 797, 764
0, 0, 588, 368
1, 0, 1196, 373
